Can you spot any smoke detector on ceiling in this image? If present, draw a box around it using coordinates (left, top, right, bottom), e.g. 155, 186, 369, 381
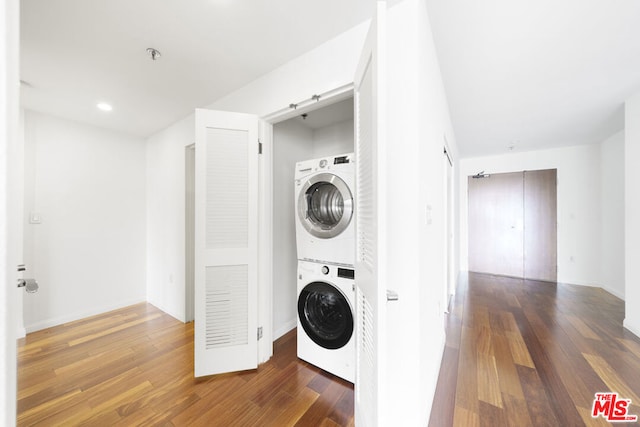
146, 48, 161, 61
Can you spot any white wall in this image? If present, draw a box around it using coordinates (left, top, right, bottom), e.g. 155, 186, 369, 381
146, 114, 195, 322
272, 119, 313, 339
384, 0, 459, 423
625, 92, 640, 336
600, 130, 625, 299
312, 119, 354, 157
460, 144, 603, 287
206, 24, 368, 116
22, 111, 147, 332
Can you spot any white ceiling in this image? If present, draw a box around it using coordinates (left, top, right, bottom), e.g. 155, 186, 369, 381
426, 0, 640, 157
21, 0, 640, 157
20, 0, 372, 137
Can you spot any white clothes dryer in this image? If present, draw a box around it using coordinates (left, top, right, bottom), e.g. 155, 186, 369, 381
297, 260, 355, 383
295, 153, 355, 266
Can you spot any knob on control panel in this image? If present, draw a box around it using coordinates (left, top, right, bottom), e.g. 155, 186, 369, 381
321, 265, 330, 275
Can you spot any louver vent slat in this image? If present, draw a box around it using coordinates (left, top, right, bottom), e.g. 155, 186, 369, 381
206, 127, 248, 250
356, 64, 376, 273
205, 265, 248, 350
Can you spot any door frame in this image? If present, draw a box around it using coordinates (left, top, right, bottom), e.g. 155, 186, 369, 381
184, 144, 195, 322
2, 0, 20, 423
256, 83, 354, 363
443, 141, 454, 313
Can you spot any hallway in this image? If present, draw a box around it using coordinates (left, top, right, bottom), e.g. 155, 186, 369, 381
429, 272, 640, 426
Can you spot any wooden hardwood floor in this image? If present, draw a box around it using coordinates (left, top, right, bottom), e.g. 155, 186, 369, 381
17, 304, 354, 426
19, 273, 640, 426
429, 272, 640, 427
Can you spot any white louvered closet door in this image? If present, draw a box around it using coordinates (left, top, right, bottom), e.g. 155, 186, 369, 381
354, 2, 387, 426
194, 109, 259, 377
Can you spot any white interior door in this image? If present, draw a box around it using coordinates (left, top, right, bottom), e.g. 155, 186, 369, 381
2, 0, 20, 422
194, 109, 259, 377
354, 2, 387, 426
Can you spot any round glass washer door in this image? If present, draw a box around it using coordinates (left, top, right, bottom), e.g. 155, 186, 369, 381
298, 281, 354, 350
297, 172, 353, 239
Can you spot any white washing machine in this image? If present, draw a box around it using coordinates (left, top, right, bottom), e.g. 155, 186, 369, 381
297, 260, 355, 383
295, 153, 355, 267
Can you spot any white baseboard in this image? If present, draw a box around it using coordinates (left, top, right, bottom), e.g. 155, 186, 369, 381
600, 285, 625, 300
424, 329, 447, 424
24, 297, 146, 333
623, 320, 640, 339
559, 281, 625, 301
16, 326, 26, 339
273, 319, 297, 341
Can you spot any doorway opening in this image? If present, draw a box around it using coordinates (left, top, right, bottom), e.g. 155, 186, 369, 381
270, 95, 355, 344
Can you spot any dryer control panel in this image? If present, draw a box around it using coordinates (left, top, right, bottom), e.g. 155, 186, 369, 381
334, 155, 350, 165
337, 267, 355, 279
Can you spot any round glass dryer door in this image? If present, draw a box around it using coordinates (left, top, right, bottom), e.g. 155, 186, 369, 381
298, 172, 353, 239
298, 281, 354, 350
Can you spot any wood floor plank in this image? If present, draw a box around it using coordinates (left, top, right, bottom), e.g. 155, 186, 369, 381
452, 405, 479, 427
429, 272, 639, 426
454, 326, 479, 413
262, 386, 319, 426
501, 393, 533, 427
17, 388, 83, 426
516, 365, 561, 427
476, 351, 503, 408
328, 382, 355, 426
566, 315, 601, 341
491, 333, 524, 399
17, 303, 354, 426
478, 400, 508, 427
429, 345, 459, 427
294, 380, 351, 426
505, 330, 535, 368
583, 353, 640, 403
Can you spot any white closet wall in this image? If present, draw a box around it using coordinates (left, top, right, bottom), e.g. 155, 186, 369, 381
312, 119, 354, 158
272, 120, 313, 339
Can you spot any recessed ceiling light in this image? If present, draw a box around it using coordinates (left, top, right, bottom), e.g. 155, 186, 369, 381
96, 102, 113, 112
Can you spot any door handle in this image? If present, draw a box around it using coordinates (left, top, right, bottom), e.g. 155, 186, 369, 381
386, 290, 399, 301
17, 278, 39, 293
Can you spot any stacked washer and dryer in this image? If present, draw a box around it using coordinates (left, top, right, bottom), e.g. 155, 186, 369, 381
294, 153, 356, 383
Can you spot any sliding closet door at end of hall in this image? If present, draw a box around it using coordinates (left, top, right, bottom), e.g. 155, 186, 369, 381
524, 169, 557, 282
468, 172, 524, 277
